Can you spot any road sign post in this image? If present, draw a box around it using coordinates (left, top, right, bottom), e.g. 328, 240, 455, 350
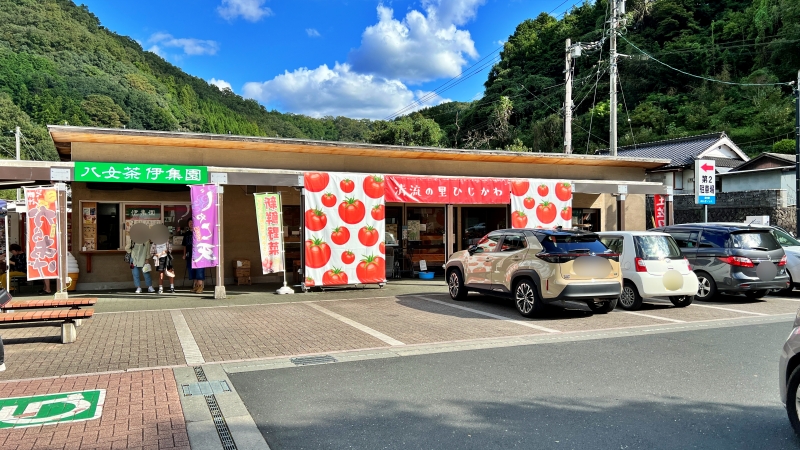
695, 159, 716, 222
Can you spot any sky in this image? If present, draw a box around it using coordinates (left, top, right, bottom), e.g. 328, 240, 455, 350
78, 0, 578, 120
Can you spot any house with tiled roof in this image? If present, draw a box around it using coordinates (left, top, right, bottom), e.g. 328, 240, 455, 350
596, 132, 748, 194
719, 152, 797, 206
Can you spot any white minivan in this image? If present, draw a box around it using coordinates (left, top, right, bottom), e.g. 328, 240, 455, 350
598, 231, 699, 310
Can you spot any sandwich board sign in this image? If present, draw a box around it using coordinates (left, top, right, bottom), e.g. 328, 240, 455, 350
0, 390, 105, 429
695, 159, 716, 205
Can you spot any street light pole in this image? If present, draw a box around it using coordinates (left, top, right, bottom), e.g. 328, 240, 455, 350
564, 38, 573, 154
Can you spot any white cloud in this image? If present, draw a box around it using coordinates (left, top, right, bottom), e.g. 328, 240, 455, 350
148, 32, 219, 56
209, 78, 233, 91
347, 3, 482, 83
306, 28, 321, 38
243, 63, 448, 119
218, 0, 273, 22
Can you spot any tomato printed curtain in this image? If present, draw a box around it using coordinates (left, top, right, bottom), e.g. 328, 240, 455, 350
303, 172, 386, 287
24, 187, 60, 280
509, 179, 573, 229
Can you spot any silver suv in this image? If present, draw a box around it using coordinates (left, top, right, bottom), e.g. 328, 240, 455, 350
445, 229, 622, 317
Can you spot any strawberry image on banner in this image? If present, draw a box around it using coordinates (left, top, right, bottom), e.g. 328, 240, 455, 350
510, 180, 573, 230
304, 172, 386, 287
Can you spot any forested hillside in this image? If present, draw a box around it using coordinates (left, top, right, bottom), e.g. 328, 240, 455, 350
418, 0, 799, 155
0, 0, 373, 160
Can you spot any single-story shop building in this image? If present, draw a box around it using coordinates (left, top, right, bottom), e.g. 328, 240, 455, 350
2, 126, 672, 291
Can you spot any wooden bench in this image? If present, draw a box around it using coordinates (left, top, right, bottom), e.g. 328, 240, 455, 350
0, 298, 96, 344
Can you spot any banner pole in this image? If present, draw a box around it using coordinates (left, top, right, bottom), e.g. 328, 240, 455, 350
276, 192, 294, 294
214, 185, 226, 299
54, 184, 68, 299
4, 214, 9, 294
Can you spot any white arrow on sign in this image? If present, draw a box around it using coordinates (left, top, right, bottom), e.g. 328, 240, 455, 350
0, 393, 91, 426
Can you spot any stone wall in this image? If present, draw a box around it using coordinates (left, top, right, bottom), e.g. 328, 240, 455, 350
646, 189, 797, 234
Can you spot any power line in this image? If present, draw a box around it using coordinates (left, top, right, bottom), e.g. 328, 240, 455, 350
617, 71, 636, 149
19, 131, 44, 161
620, 35, 793, 87
652, 38, 800, 56
520, 83, 609, 145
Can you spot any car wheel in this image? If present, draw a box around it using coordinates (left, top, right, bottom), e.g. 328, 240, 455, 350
787, 365, 800, 436
514, 278, 544, 318
587, 297, 618, 314
447, 269, 468, 301
776, 273, 794, 296
745, 289, 769, 300
669, 295, 693, 307
694, 272, 717, 302
618, 281, 643, 311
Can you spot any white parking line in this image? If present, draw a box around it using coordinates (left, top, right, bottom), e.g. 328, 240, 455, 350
414, 296, 561, 333
307, 303, 405, 346
618, 310, 686, 323
690, 303, 769, 316
170, 310, 206, 365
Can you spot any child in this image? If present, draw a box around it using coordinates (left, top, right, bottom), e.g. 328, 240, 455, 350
151, 239, 175, 294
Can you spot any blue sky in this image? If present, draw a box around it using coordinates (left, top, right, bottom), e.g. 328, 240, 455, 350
79, 0, 576, 119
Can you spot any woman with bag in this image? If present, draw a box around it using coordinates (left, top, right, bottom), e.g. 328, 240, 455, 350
125, 226, 154, 294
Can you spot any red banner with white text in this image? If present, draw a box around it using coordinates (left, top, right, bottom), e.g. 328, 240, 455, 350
654, 195, 667, 228
384, 176, 510, 204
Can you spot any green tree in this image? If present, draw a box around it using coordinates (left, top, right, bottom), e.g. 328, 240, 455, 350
369, 113, 444, 147
81, 95, 129, 128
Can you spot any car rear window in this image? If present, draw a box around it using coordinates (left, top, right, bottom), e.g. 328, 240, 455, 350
539, 234, 610, 254
634, 235, 682, 260
731, 231, 781, 251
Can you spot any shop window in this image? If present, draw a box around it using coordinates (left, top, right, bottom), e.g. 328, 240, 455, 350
572, 208, 600, 232
283, 205, 302, 283
95, 203, 119, 250
164, 204, 192, 246
123, 204, 162, 248
385, 206, 403, 244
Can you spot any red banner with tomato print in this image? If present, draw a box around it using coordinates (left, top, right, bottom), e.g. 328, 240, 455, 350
385, 176, 509, 204
509, 179, 573, 229
303, 172, 386, 287
24, 187, 60, 280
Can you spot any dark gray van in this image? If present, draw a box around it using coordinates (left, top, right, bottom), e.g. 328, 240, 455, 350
652, 224, 790, 301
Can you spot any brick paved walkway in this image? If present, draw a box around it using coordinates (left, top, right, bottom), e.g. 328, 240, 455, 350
0, 369, 188, 450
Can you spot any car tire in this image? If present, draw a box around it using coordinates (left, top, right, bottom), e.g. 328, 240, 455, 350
447, 269, 468, 301
669, 295, 693, 307
587, 297, 618, 314
694, 272, 717, 302
618, 281, 643, 311
787, 365, 800, 436
745, 289, 769, 300
776, 273, 794, 296
514, 278, 545, 318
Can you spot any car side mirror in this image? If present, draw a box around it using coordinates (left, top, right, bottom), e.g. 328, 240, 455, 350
468, 245, 482, 255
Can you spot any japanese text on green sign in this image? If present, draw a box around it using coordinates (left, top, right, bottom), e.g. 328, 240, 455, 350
75, 162, 207, 184
0, 390, 105, 429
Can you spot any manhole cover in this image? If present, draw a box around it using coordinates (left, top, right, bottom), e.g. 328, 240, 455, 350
181, 380, 231, 397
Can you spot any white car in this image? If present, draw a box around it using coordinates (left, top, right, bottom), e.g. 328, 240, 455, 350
598, 231, 699, 310
765, 226, 800, 294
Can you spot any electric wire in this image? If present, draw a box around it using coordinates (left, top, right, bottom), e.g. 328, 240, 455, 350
19, 131, 44, 161
519, 83, 608, 145
617, 70, 637, 149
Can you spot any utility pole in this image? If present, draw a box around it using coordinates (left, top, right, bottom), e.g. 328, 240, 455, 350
564, 38, 573, 154
795, 69, 799, 236
609, 0, 621, 156
15, 126, 20, 160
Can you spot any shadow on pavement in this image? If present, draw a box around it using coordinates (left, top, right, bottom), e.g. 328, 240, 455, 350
395, 292, 595, 321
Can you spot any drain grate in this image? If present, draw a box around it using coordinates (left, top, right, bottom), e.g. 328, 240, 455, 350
290, 355, 338, 366
193, 366, 237, 450
181, 380, 231, 397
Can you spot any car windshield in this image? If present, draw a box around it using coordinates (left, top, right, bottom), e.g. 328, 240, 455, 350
540, 234, 610, 254
773, 228, 800, 247
634, 235, 682, 260
731, 231, 781, 251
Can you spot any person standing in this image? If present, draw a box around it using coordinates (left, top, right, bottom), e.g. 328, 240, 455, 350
151, 239, 174, 294
126, 238, 154, 293
0, 244, 25, 291
182, 219, 205, 294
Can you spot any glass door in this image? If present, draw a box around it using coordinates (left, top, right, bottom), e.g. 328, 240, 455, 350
406, 206, 446, 274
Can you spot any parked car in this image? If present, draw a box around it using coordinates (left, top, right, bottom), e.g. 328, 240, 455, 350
445, 229, 622, 317
779, 307, 800, 435
651, 224, 789, 301
597, 231, 698, 310
761, 226, 800, 295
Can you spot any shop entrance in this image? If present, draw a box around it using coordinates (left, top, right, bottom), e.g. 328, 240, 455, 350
458, 206, 508, 251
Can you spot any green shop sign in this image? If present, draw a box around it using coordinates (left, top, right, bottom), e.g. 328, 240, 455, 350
0, 389, 105, 429
75, 162, 208, 184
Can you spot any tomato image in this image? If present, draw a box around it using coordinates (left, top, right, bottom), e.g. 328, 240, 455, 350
560, 206, 572, 221
537, 184, 549, 197
341, 251, 356, 264
379, 242, 385, 254
523, 197, 535, 209
510, 180, 529, 197
304, 172, 329, 192
305, 277, 315, 287
356, 255, 385, 283
305, 209, 327, 231
371, 204, 385, 221
511, 210, 528, 228
340, 178, 355, 193
305, 238, 331, 269
555, 182, 572, 201
359, 225, 380, 246
331, 226, 350, 245
321, 192, 336, 208
536, 201, 557, 224
363, 175, 385, 199
323, 268, 348, 285
339, 198, 366, 224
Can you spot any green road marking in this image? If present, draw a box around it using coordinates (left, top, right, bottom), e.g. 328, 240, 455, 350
0, 390, 105, 429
